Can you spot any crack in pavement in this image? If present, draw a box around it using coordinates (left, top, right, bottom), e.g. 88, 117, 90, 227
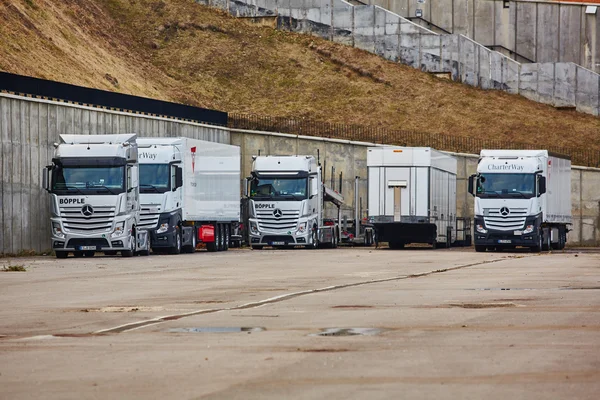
3, 256, 524, 340
93, 257, 515, 335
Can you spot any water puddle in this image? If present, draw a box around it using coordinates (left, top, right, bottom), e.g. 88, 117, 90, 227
167, 327, 265, 333
311, 328, 382, 337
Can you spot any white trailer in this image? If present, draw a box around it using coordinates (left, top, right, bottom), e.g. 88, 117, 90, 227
43, 134, 149, 258
469, 150, 572, 252
137, 137, 240, 253
367, 146, 460, 249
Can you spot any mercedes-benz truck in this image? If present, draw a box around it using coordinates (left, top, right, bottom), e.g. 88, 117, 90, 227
367, 146, 462, 249
468, 150, 571, 252
246, 155, 343, 249
43, 134, 149, 258
137, 137, 240, 253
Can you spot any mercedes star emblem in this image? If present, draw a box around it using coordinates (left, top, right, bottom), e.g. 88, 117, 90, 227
81, 204, 94, 217
273, 209, 283, 219
500, 207, 510, 217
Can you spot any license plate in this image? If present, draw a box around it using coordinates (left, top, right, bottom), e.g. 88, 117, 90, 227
79, 246, 97, 250
498, 240, 512, 244
271, 241, 285, 246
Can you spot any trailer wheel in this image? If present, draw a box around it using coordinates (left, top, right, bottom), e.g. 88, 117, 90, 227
474, 245, 486, 252
206, 224, 217, 252
223, 226, 230, 251
55, 251, 68, 259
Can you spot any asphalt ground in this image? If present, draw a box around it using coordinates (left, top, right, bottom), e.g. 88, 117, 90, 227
1, 247, 599, 399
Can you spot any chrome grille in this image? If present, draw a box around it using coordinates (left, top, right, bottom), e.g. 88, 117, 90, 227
256, 209, 300, 231
139, 204, 161, 230
484, 207, 528, 231
60, 205, 115, 233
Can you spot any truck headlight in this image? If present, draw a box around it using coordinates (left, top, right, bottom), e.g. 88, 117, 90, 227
52, 222, 65, 239
523, 225, 535, 234
297, 222, 307, 234
476, 224, 487, 234
113, 222, 126, 237
250, 222, 259, 234
156, 222, 169, 234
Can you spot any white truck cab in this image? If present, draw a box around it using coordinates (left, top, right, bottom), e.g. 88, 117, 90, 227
43, 134, 149, 258
469, 150, 571, 252
246, 155, 342, 249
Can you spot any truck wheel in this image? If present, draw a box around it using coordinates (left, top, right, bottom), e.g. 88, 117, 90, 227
310, 228, 319, 249
474, 245, 486, 252
542, 229, 551, 251
169, 229, 182, 255
55, 251, 68, 259
216, 224, 223, 251
122, 231, 136, 257
223, 226, 229, 251
182, 228, 196, 254
531, 231, 543, 253
206, 224, 217, 252
332, 230, 338, 248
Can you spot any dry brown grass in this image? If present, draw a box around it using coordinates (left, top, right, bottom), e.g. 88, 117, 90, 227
0, 0, 599, 150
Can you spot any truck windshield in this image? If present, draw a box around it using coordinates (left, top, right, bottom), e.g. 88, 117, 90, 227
52, 166, 125, 195
250, 177, 307, 201
477, 173, 536, 199
139, 164, 170, 193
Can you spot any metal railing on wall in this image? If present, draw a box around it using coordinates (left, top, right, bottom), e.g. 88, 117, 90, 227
229, 113, 600, 168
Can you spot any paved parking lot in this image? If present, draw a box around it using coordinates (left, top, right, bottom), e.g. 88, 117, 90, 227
1, 247, 599, 399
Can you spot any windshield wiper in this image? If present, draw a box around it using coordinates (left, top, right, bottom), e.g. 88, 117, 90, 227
55, 185, 85, 195
91, 185, 118, 195
478, 192, 500, 198
278, 193, 304, 201
507, 191, 529, 198
140, 184, 160, 193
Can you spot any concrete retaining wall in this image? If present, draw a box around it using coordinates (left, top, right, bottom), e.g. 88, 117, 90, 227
1, 93, 598, 253
198, 0, 600, 116
366, 0, 600, 75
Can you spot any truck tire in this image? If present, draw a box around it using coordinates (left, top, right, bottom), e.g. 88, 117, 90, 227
223, 226, 229, 251
170, 229, 182, 255
182, 228, 196, 254
309, 228, 319, 249
216, 224, 223, 251
542, 229, 551, 251
474, 245, 486, 252
122, 231, 136, 257
55, 251, 68, 259
531, 230, 543, 253
206, 224, 217, 253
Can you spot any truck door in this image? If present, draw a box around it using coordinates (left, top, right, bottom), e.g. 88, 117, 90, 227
389, 182, 407, 222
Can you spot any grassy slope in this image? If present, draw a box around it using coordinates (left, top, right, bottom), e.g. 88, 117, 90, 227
0, 0, 598, 150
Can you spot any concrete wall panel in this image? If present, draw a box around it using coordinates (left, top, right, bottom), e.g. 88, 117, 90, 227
380, 8, 401, 61
559, 5, 582, 64
519, 63, 539, 102
473, 0, 494, 45
354, 6, 376, 53
575, 65, 600, 116
441, 34, 459, 77
505, 57, 520, 94
332, 0, 354, 46
536, 3, 559, 64
459, 35, 478, 86
430, 0, 453, 34
554, 62, 577, 107
420, 34, 441, 72
478, 45, 491, 89
515, 1, 536, 63
537, 62, 555, 106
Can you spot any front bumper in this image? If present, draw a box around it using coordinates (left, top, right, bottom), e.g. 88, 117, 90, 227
474, 230, 539, 247
249, 231, 309, 246
148, 228, 177, 248
52, 233, 134, 252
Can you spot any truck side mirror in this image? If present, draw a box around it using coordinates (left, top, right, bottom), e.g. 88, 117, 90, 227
42, 166, 52, 192
538, 176, 546, 195
468, 175, 475, 196
175, 167, 183, 190
310, 178, 318, 199
243, 177, 249, 197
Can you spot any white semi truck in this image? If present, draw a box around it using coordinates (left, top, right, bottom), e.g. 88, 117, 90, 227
245, 155, 343, 249
43, 134, 149, 258
469, 150, 571, 252
137, 137, 240, 253
367, 146, 466, 249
